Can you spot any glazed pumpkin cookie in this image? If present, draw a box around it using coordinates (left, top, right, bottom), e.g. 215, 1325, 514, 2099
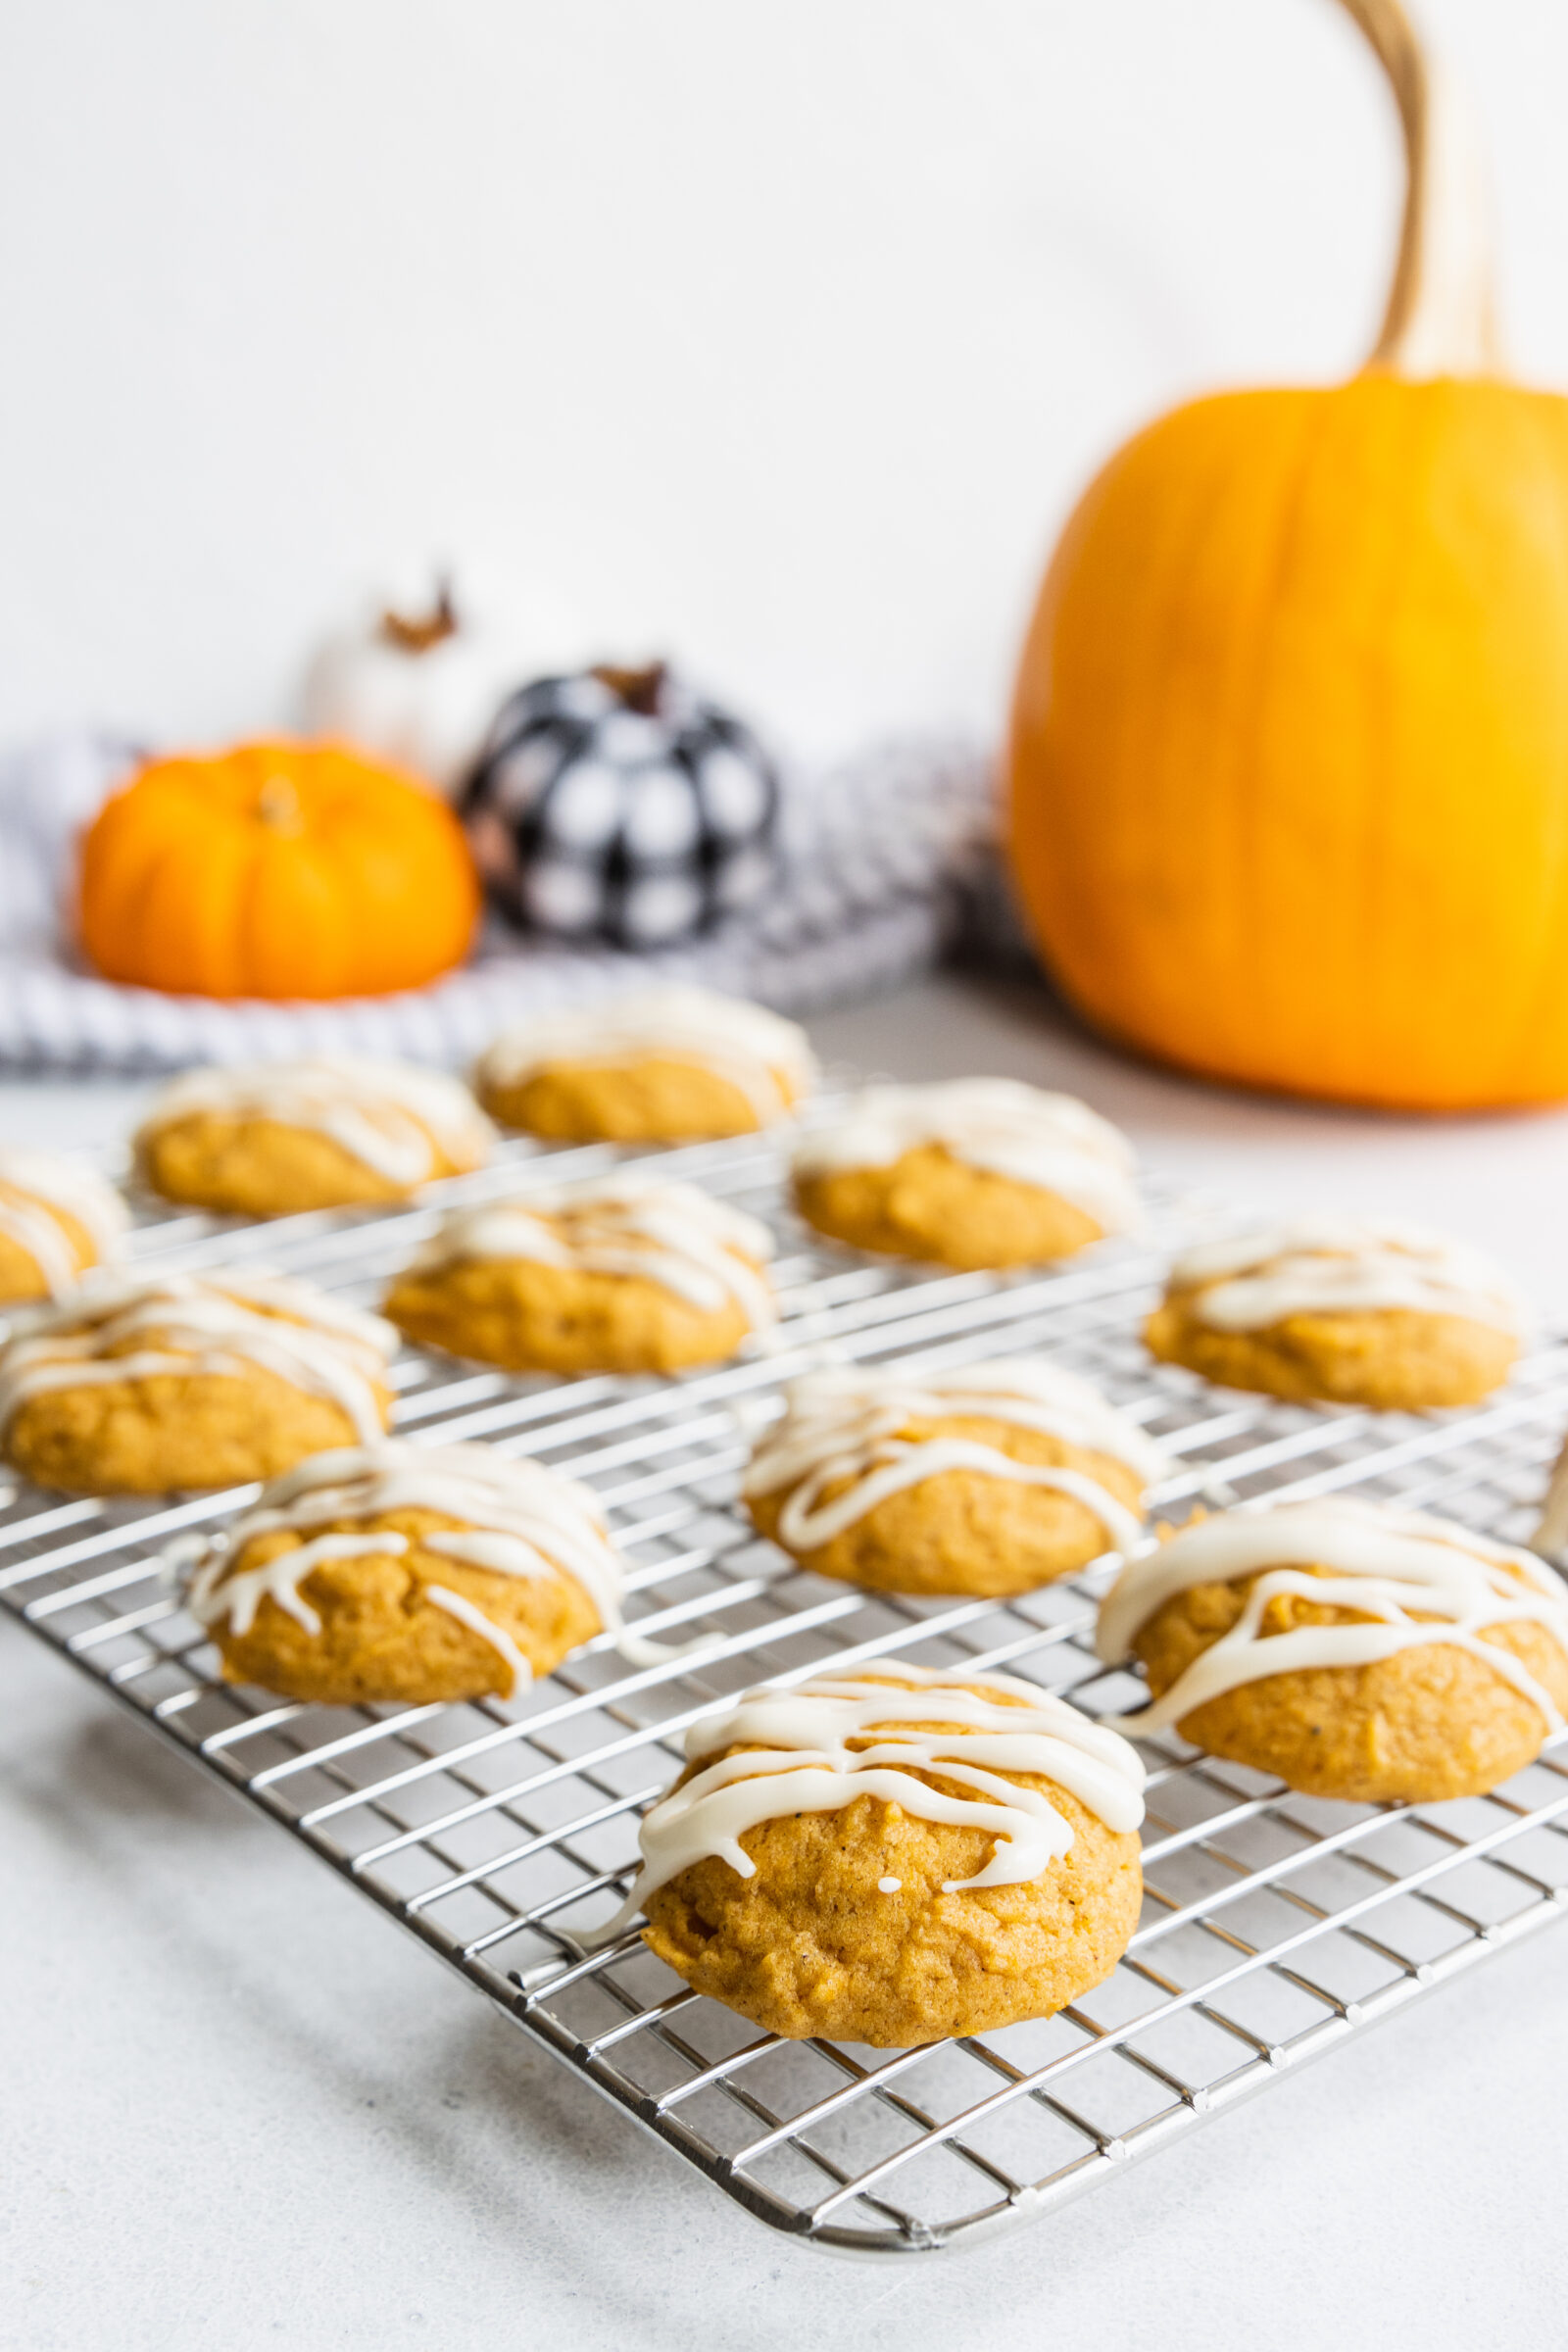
744, 1356, 1167, 1597
792, 1079, 1139, 1270
1144, 1218, 1520, 1409
474, 985, 816, 1142
613, 1664, 1146, 2046
135, 1054, 494, 1217
182, 1441, 626, 1703
384, 1174, 775, 1375
1097, 1498, 1568, 1801
0, 1147, 128, 1304
0, 1269, 396, 1494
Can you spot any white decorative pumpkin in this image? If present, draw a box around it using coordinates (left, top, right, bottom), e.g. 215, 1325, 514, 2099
302, 568, 585, 798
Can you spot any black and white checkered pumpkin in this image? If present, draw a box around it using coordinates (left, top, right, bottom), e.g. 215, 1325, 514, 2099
461, 662, 778, 947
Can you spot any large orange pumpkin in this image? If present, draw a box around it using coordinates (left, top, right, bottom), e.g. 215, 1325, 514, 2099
1007, 0, 1568, 1111
79, 738, 481, 999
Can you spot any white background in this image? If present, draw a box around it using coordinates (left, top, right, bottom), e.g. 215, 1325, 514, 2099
3, 0, 1567, 760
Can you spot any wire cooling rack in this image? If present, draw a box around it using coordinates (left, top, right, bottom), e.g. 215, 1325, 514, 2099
6, 1106, 1568, 2258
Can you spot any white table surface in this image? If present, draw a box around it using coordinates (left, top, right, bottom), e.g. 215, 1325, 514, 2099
7, 971, 1568, 2352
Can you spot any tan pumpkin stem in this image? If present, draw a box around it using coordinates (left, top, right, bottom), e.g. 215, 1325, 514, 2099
1336, 0, 1499, 376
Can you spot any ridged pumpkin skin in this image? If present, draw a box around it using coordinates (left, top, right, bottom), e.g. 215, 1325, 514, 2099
1008, 373, 1568, 1110
78, 739, 481, 1000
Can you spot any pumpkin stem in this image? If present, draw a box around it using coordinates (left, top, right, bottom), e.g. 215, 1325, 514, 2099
378, 578, 460, 655
591, 662, 667, 716
257, 775, 304, 834
1338, 0, 1499, 377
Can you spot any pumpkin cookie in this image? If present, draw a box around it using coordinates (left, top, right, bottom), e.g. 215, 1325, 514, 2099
0, 1148, 128, 1304
1144, 1218, 1520, 1409
613, 1664, 1146, 2046
135, 1054, 494, 1216
183, 1441, 626, 1703
384, 1174, 775, 1375
474, 985, 815, 1142
0, 1269, 396, 1494
1097, 1498, 1568, 1801
744, 1357, 1167, 1597
792, 1079, 1139, 1269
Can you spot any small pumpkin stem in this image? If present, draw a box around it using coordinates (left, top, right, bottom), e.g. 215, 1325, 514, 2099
379, 578, 460, 655
257, 775, 304, 834
1338, 0, 1499, 377
592, 662, 667, 716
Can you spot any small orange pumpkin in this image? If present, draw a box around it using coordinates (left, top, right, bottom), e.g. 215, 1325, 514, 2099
78, 739, 481, 1000
1007, 0, 1568, 1111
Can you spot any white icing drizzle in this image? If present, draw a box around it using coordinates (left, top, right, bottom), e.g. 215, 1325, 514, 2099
183, 1443, 628, 1674
0, 1269, 396, 1444
1166, 1217, 1520, 1336
743, 1357, 1168, 1554
409, 1175, 776, 1327
792, 1079, 1139, 1234
605, 1663, 1146, 1933
210, 1529, 403, 1636
136, 1055, 494, 1188
1097, 1498, 1568, 1736
0, 1148, 128, 1297
425, 1586, 533, 1692
476, 986, 816, 1123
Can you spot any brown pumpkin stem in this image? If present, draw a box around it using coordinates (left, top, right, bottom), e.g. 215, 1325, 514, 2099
379, 580, 459, 655
257, 775, 304, 834
1337, 0, 1499, 377
591, 662, 666, 716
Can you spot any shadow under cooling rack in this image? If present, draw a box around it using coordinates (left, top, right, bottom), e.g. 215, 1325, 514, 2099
6, 1113, 1568, 2255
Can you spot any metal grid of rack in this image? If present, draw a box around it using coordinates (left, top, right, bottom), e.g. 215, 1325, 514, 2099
5, 1107, 1568, 2257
